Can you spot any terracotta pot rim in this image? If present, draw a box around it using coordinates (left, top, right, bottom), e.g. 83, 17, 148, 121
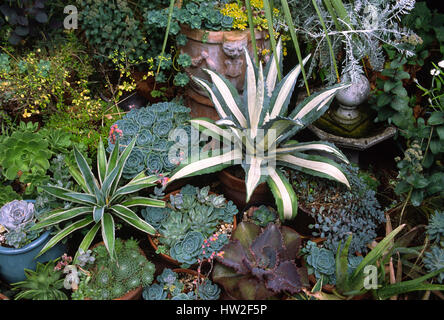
218, 168, 269, 192
148, 188, 237, 267
180, 24, 268, 43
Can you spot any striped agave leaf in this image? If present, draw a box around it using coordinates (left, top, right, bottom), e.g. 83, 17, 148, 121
31, 137, 165, 260
168, 43, 350, 220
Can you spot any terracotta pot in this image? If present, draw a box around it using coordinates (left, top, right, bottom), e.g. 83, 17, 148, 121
148, 189, 237, 266
218, 168, 274, 211
85, 241, 147, 300
179, 25, 269, 120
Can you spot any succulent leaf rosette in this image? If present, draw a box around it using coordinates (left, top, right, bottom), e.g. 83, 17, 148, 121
167, 39, 351, 221
107, 102, 191, 179
212, 222, 309, 300
170, 231, 205, 266
143, 268, 220, 300
144, 185, 237, 267
0, 200, 42, 249
0, 200, 35, 231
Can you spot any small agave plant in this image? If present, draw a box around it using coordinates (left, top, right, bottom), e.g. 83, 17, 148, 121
30, 138, 165, 261
167, 39, 351, 220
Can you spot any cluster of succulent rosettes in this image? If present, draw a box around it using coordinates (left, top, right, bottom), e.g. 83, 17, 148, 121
423, 211, 444, 283
142, 185, 237, 267
0, 200, 42, 248
212, 222, 309, 300
85, 238, 155, 300
291, 163, 385, 254
301, 241, 363, 285
107, 101, 192, 179
142, 268, 220, 300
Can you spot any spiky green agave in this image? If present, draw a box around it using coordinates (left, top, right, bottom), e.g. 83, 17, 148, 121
168, 39, 351, 220
30, 138, 165, 261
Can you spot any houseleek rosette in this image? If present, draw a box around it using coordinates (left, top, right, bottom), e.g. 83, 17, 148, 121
30, 137, 165, 261
167, 39, 351, 220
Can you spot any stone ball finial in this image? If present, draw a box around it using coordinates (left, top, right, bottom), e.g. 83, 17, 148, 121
336, 73, 371, 107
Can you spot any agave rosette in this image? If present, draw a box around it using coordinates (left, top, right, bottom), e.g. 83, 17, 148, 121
168, 40, 351, 220
31, 138, 165, 260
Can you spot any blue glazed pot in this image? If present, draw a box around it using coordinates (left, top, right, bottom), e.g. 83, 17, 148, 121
0, 200, 67, 284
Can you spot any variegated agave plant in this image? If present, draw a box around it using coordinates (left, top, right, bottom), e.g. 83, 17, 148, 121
30, 138, 165, 261
168, 40, 351, 220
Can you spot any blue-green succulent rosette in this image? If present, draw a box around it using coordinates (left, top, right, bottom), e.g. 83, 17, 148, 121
146, 152, 163, 175
304, 241, 336, 285
107, 101, 191, 178
170, 231, 205, 268
122, 147, 147, 179
141, 207, 170, 230
197, 279, 220, 300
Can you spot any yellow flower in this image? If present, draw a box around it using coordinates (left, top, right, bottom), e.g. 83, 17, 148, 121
23, 109, 32, 118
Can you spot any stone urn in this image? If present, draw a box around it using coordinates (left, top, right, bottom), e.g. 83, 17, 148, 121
179, 25, 269, 120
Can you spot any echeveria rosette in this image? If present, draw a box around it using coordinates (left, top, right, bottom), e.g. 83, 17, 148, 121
423, 246, 444, 283
157, 268, 178, 286
141, 207, 170, 230
122, 148, 146, 179
146, 153, 163, 175
142, 283, 168, 300
136, 129, 155, 147
427, 211, 444, 246
137, 109, 156, 127
304, 241, 336, 285
0, 200, 35, 231
171, 292, 196, 300
170, 231, 205, 267
197, 279, 220, 300
153, 120, 173, 137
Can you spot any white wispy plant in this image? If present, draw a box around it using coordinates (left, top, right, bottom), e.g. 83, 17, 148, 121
168, 40, 351, 220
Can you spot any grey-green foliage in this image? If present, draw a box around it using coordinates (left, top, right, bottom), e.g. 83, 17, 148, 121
143, 185, 237, 265
76, 0, 149, 62
423, 211, 444, 283
288, 0, 418, 84
107, 102, 191, 179
427, 211, 444, 247
86, 238, 155, 300
292, 163, 385, 254
142, 267, 220, 300
302, 241, 363, 285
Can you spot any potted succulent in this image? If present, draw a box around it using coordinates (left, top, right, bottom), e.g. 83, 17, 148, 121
0, 200, 66, 283
289, 163, 386, 250
143, 267, 221, 300
106, 101, 192, 181
212, 221, 309, 300
166, 39, 351, 220
30, 137, 165, 261
10, 257, 69, 300
70, 238, 156, 300
143, 184, 238, 267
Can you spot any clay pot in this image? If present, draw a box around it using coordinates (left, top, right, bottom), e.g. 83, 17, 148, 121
218, 168, 274, 212
148, 189, 237, 266
179, 25, 269, 120
85, 241, 147, 300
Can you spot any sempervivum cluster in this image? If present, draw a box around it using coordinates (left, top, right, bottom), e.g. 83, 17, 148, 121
107, 102, 192, 179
